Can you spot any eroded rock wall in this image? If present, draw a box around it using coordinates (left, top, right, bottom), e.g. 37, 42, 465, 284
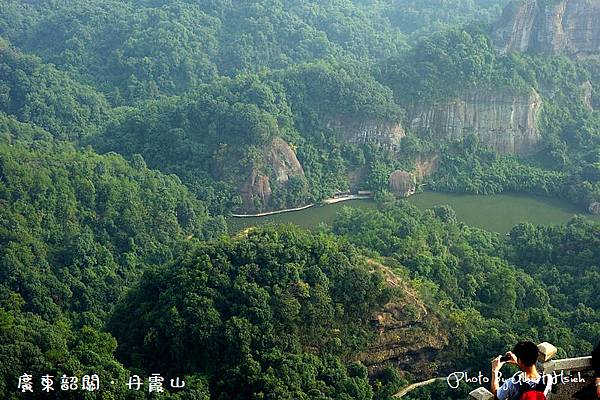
414, 155, 440, 181
582, 80, 594, 111
269, 137, 304, 184
328, 117, 405, 152
409, 88, 542, 155
493, 0, 600, 56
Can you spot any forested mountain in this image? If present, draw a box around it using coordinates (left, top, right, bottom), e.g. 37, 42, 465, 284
0, 0, 509, 103
0, 0, 524, 214
1, 0, 599, 398
3, 0, 598, 215
0, 41, 109, 140
0, 124, 225, 398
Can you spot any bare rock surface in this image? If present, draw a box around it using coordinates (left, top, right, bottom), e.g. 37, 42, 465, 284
409, 89, 542, 155
493, 0, 600, 56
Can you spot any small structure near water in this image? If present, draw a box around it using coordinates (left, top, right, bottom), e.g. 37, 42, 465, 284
333, 190, 351, 198
589, 202, 600, 215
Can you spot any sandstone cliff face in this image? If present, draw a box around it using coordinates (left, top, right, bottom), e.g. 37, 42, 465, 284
409, 88, 542, 155
493, 0, 600, 56
240, 138, 305, 211
328, 117, 405, 151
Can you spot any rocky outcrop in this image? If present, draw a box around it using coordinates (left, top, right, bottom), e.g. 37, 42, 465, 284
582, 80, 594, 111
409, 88, 542, 155
240, 138, 306, 211
269, 137, 304, 183
492, 0, 600, 56
414, 155, 439, 181
589, 202, 600, 215
358, 260, 448, 376
492, 0, 539, 53
328, 117, 405, 151
389, 170, 416, 197
241, 171, 272, 210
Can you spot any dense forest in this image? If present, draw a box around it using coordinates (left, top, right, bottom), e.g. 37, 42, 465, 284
1, 0, 599, 398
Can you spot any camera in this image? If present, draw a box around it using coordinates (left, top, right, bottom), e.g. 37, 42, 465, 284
500, 354, 511, 362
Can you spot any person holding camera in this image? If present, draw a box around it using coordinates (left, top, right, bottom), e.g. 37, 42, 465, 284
491, 341, 553, 400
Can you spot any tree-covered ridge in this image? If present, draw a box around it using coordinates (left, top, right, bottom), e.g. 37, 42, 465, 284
0, 0, 509, 104
109, 225, 396, 399
0, 0, 398, 103
0, 0, 220, 103
276, 61, 403, 127
331, 198, 600, 387
0, 42, 109, 140
387, 0, 509, 35
0, 132, 229, 398
0, 139, 224, 324
0, 311, 134, 400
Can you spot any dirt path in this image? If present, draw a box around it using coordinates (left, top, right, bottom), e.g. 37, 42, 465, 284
230, 194, 373, 217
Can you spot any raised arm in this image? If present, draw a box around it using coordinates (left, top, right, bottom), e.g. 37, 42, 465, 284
491, 356, 503, 397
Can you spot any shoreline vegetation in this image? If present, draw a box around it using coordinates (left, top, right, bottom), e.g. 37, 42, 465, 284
230, 194, 373, 218
228, 191, 600, 235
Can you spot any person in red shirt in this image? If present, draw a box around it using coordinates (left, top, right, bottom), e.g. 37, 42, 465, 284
492, 341, 552, 400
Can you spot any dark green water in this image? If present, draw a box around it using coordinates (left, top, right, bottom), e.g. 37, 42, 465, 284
227, 192, 600, 234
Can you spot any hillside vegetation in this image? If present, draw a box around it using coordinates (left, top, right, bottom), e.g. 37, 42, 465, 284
0, 0, 599, 398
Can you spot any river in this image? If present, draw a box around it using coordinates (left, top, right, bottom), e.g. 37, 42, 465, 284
227, 192, 600, 234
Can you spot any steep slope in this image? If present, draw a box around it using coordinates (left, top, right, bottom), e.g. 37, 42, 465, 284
359, 260, 448, 377
408, 88, 542, 154
382, 27, 547, 156
492, 0, 600, 55
327, 117, 405, 152
108, 226, 451, 397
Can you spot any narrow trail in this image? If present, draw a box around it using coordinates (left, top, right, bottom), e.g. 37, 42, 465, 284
230, 195, 373, 217
393, 377, 445, 398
